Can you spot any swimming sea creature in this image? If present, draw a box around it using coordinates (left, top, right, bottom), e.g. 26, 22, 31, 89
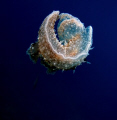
27, 11, 93, 73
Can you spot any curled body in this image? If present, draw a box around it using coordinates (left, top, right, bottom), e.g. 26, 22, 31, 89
27, 11, 93, 73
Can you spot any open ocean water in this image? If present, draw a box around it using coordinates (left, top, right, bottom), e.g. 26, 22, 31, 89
1, 0, 117, 120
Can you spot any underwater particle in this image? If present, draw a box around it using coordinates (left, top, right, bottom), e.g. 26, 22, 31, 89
26, 11, 93, 73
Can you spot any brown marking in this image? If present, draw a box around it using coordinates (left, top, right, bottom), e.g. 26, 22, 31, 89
69, 48, 78, 57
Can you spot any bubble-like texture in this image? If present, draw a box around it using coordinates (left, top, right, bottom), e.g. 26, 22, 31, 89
27, 11, 93, 73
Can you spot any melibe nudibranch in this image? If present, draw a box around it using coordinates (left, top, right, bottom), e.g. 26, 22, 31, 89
27, 11, 93, 73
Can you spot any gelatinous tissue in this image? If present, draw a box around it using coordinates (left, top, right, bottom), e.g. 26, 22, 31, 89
26, 11, 93, 73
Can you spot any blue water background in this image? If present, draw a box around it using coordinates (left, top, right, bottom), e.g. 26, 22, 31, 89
1, 0, 117, 120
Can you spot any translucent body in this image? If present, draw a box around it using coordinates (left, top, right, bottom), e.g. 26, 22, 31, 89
27, 11, 93, 72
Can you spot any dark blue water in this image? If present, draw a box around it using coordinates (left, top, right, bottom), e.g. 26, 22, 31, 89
1, 0, 117, 120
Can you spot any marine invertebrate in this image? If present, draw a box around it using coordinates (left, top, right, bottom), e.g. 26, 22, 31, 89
27, 11, 93, 73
